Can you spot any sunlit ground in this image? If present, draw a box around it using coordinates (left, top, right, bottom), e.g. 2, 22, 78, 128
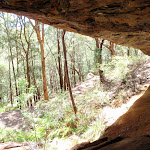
102, 84, 149, 127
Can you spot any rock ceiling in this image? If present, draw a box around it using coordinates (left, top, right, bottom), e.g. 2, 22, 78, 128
0, 0, 150, 55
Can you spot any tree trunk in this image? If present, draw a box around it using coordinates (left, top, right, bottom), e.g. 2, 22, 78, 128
135, 49, 138, 56
57, 29, 63, 91
95, 38, 100, 48
9, 60, 13, 106
49, 69, 53, 91
10, 48, 18, 96
78, 62, 83, 82
62, 30, 77, 115
31, 52, 41, 103
99, 39, 104, 62
127, 48, 130, 56
109, 42, 115, 56
22, 59, 26, 80
76, 50, 82, 82
72, 43, 76, 87
95, 39, 104, 83
64, 62, 67, 91
33, 70, 41, 103
30, 21, 49, 100
26, 50, 30, 89
99, 39, 104, 83
41, 39, 49, 100
26, 45, 32, 108
15, 18, 19, 75
72, 64, 76, 87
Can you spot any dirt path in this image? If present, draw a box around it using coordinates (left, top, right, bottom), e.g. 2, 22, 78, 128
0, 110, 26, 130
72, 74, 99, 95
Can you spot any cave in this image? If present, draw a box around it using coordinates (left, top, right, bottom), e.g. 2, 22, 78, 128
0, 0, 150, 149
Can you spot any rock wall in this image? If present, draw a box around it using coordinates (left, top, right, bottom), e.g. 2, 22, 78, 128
0, 0, 150, 55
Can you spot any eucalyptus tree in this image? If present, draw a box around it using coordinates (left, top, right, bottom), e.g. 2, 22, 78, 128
57, 29, 63, 91
104, 41, 115, 56
94, 38, 105, 83
62, 30, 77, 115
30, 20, 49, 100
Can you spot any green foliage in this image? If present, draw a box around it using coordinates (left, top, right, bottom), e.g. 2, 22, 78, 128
0, 127, 34, 142
16, 78, 28, 108
102, 56, 130, 81
17, 78, 28, 92
0, 64, 8, 101
101, 55, 149, 82
16, 78, 36, 108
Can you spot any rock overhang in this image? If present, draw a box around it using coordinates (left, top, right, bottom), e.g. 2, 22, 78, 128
0, 0, 150, 55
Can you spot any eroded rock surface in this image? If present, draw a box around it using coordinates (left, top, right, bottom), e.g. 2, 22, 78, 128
0, 0, 150, 55
71, 135, 150, 150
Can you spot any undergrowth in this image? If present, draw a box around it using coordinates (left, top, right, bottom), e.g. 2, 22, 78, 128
0, 88, 106, 145
101, 55, 149, 81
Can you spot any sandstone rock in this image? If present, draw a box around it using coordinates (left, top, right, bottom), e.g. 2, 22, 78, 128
0, 1, 150, 55
71, 135, 150, 150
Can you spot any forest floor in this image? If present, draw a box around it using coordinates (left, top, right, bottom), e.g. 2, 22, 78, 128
0, 61, 150, 150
